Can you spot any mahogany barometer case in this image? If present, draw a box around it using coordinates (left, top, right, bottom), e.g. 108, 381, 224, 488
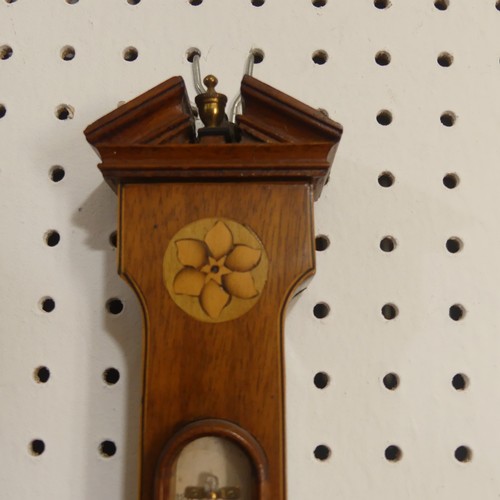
85, 73, 342, 500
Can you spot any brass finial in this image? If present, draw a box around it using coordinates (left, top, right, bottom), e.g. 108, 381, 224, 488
195, 75, 228, 128
204, 75, 218, 94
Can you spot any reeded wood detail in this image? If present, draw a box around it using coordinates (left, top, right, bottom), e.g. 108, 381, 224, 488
85, 74, 342, 500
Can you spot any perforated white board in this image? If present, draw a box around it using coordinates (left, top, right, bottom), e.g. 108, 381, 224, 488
1, 0, 500, 498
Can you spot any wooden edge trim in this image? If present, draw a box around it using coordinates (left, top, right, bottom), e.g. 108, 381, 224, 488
94, 142, 335, 161
97, 141, 339, 199
84, 76, 191, 143
118, 184, 151, 500
241, 75, 343, 141
237, 116, 291, 143
139, 115, 194, 145
95, 143, 336, 174
154, 418, 270, 500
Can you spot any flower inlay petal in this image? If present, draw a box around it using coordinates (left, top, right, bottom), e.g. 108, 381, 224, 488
176, 239, 208, 269
205, 221, 233, 260
173, 269, 206, 296
223, 272, 259, 299
225, 245, 262, 272
200, 280, 230, 319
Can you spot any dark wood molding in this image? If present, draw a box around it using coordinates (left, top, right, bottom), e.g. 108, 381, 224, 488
238, 75, 343, 144
92, 142, 334, 200
84, 76, 195, 146
85, 75, 342, 200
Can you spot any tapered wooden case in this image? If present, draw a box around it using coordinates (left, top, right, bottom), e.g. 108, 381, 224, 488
85, 75, 342, 500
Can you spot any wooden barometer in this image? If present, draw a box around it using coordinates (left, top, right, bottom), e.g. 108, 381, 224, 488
85, 72, 342, 500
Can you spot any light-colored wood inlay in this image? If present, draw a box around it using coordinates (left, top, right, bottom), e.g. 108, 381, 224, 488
164, 218, 268, 323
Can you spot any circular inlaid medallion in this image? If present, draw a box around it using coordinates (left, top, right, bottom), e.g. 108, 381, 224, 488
163, 218, 268, 323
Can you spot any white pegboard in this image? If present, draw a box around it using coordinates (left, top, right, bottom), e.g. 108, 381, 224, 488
1, 0, 500, 498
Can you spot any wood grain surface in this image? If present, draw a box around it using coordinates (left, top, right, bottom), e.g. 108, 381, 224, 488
85, 73, 342, 500
119, 182, 314, 499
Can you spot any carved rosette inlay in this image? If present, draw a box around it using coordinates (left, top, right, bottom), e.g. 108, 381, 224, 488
164, 219, 268, 322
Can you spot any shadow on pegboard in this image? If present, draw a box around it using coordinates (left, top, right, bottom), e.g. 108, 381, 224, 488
72, 181, 142, 500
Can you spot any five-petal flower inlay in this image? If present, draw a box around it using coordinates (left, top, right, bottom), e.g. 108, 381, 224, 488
173, 221, 263, 319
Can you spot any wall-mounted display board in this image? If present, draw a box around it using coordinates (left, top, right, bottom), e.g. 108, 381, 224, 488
1, 1, 499, 499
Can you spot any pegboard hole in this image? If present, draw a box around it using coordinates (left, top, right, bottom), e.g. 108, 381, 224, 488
4, 0, 17, 3
186, 47, 201, 63
434, 0, 449, 10
449, 304, 465, 321
55, 104, 74, 120
314, 445, 331, 461
123, 46, 138, 62
314, 372, 330, 389
66, 0, 79, 3
127, 0, 141, 4
313, 302, 330, 319
312, 50, 328, 65
49, 166, 65, 182
381, 303, 398, 320
375, 51, 391, 66
452, 373, 469, 390
380, 236, 396, 252
252, 49, 265, 64
383, 372, 399, 390
455, 445, 472, 462
496, 0, 500, 11
312, 0, 327, 6
103, 368, 120, 385
0, 45, 13, 60
60, 45, 75, 61
377, 110, 392, 126
44, 230, 60, 247
0, 104, 7, 119
109, 231, 118, 248
446, 237, 463, 254
443, 173, 459, 189
437, 52, 453, 67
315, 235, 330, 251
34, 366, 50, 384
106, 298, 124, 315
30, 439, 45, 456
189, 0, 203, 4
374, 0, 390, 8
440, 111, 456, 127
40, 297, 55, 313
385, 445, 402, 462
378, 171, 394, 187
99, 440, 117, 457
251, 0, 265, 6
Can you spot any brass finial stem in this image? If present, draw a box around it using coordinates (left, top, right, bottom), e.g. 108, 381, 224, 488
195, 75, 228, 128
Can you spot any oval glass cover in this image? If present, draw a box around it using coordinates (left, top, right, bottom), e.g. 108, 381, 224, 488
174, 437, 254, 499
